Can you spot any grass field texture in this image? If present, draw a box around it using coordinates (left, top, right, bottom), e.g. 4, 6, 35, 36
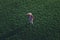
0, 0, 60, 40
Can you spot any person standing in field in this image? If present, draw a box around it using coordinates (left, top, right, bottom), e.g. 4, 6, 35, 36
26, 13, 34, 24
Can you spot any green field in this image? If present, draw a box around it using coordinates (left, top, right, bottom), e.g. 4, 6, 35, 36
0, 0, 60, 40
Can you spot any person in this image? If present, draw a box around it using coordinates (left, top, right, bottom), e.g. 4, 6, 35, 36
26, 13, 34, 24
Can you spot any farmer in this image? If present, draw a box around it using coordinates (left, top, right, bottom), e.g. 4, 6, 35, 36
26, 13, 34, 24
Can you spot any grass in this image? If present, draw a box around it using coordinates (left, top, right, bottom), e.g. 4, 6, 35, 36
0, 0, 60, 40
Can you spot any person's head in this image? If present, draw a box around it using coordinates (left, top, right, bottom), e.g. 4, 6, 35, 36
26, 13, 32, 15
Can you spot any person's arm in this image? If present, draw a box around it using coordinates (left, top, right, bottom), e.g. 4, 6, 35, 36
32, 15, 34, 19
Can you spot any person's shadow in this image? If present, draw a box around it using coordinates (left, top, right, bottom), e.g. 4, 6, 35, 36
0, 22, 34, 40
